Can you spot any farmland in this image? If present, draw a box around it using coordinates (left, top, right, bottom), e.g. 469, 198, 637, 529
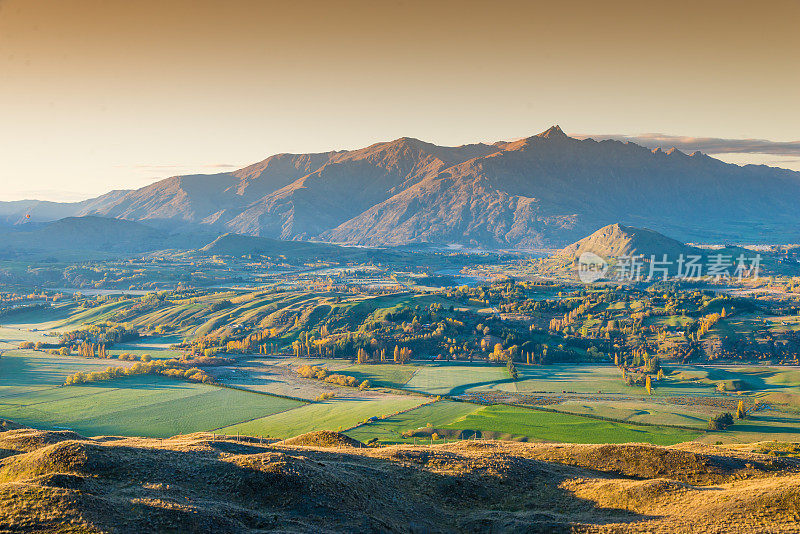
1, 251, 800, 449
0, 362, 304, 438
218, 396, 426, 439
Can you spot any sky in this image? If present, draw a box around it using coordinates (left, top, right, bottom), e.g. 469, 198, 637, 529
1, 0, 799, 201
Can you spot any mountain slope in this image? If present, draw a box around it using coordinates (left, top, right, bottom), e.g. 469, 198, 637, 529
221, 137, 497, 238
327, 126, 800, 247
89, 152, 338, 229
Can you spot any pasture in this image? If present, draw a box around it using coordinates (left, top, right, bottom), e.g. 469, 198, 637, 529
512, 364, 719, 396
402, 361, 510, 396
218, 395, 425, 439
551, 399, 711, 428
107, 335, 185, 359
341, 363, 417, 388
346, 399, 482, 443
0, 350, 133, 397
439, 404, 701, 445
0, 373, 303, 438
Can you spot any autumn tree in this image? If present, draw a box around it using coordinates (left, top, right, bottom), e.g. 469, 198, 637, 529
736, 400, 747, 419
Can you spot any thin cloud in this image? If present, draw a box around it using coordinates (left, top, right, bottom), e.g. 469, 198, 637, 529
118, 163, 241, 171
574, 133, 800, 156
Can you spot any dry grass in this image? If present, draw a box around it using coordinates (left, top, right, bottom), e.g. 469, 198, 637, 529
0, 424, 799, 533
282, 430, 363, 448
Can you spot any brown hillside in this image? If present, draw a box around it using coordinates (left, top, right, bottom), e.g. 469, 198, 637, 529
282, 431, 363, 448
1, 425, 799, 532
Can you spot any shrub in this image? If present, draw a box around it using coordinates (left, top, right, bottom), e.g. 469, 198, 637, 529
708, 412, 734, 430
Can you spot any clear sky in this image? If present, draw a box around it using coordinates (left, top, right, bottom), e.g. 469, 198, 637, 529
1, 0, 798, 201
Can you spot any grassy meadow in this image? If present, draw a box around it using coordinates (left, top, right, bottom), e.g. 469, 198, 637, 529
218, 396, 425, 439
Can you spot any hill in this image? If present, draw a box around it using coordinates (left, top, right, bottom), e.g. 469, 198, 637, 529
0, 216, 209, 254
10, 126, 800, 248
1, 425, 799, 532
198, 232, 368, 261
556, 223, 700, 260
0, 190, 130, 225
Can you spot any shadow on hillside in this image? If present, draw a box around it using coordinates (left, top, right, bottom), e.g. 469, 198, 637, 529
0, 430, 660, 533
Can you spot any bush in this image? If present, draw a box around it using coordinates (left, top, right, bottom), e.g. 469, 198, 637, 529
63, 357, 217, 386
708, 412, 734, 430
207, 299, 233, 312
298, 365, 361, 388
315, 392, 335, 402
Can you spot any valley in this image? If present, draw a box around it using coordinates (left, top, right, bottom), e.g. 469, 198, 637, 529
2, 231, 800, 451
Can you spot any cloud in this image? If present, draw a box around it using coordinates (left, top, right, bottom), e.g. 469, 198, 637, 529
122, 163, 240, 171
573, 133, 800, 157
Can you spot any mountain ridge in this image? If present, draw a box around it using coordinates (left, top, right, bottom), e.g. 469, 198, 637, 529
5, 127, 800, 248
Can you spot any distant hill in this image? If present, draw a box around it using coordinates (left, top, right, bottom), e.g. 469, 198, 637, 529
197, 233, 415, 264
551, 223, 799, 280
556, 223, 700, 260
199, 233, 352, 260
0, 216, 206, 254
0, 190, 129, 226
8, 126, 800, 248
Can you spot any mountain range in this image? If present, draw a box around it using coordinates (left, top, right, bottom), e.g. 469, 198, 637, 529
5, 126, 800, 248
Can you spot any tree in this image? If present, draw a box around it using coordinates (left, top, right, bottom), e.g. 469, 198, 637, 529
395, 346, 411, 364
645, 374, 653, 395
708, 412, 734, 430
736, 400, 746, 419
506, 358, 518, 380
491, 343, 506, 362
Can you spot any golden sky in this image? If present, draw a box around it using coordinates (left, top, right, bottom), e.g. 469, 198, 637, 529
1, 0, 799, 200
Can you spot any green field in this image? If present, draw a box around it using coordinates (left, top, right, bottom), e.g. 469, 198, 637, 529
218, 396, 425, 439
699, 407, 800, 444
0, 326, 56, 346
0, 370, 304, 438
512, 364, 718, 396
346, 400, 482, 443
551, 399, 710, 428
107, 347, 186, 360
0, 350, 127, 397
0, 335, 316, 439
341, 363, 418, 388
439, 404, 701, 445
402, 362, 511, 396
